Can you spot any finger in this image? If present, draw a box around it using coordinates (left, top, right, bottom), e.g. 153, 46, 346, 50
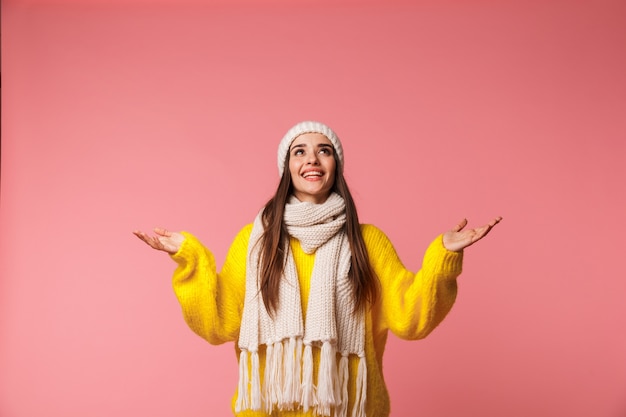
133, 230, 151, 243
134, 231, 164, 250
451, 218, 468, 232
480, 217, 502, 234
488, 216, 503, 227
471, 225, 491, 241
154, 227, 171, 237
472, 220, 500, 242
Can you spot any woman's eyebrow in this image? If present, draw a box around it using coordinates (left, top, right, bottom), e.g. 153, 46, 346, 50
290, 143, 333, 151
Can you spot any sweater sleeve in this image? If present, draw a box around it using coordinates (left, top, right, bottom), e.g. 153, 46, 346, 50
362, 224, 463, 340
169, 225, 252, 345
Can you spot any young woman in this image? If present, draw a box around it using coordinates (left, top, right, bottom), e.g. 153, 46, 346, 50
134, 121, 502, 417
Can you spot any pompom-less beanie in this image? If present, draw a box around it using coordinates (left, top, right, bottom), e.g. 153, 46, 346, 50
277, 121, 344, 177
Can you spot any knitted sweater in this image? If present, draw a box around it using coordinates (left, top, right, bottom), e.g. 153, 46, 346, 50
171, 224, 463, 417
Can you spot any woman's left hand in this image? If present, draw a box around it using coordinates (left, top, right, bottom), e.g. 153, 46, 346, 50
442, 217, 503, 252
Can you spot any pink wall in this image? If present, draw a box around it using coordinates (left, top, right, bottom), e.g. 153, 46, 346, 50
1, 1, 625, 416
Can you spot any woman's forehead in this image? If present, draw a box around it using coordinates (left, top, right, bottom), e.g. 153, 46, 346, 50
290, 132, 333, 147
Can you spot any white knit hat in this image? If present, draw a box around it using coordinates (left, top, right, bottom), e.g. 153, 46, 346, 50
277, 121, 344, 177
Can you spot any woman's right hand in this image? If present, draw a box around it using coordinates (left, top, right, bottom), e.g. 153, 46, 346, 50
133, 228, 185, 254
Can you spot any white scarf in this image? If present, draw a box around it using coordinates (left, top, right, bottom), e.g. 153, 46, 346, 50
236, 193, 367, 417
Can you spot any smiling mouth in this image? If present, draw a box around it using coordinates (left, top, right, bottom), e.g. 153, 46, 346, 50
302, 171, 323, 178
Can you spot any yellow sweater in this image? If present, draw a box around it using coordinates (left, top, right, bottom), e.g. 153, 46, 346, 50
171, 224, 463, 417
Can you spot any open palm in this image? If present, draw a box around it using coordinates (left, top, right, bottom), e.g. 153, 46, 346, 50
133, 227, 185, 254
442, 217, 502, 252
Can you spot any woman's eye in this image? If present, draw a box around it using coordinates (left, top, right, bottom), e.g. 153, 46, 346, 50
294, 149, 304, 156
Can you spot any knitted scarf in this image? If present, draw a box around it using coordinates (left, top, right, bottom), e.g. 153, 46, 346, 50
236, 193, 367, 417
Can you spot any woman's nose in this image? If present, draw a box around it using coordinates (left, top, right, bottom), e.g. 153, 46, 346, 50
306, 153, 319, 164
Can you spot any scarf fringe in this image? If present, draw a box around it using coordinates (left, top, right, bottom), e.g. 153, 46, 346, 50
281, 337, 298, 409
272, 341, 284, 406
350, 356, 368, 417
316, 341, 338, 416
237, 341, 367, 416
301, 343, 317, 411
235, 350, 249, 412
263, 344, 275, 414
335, 354, 350, 417
250, 351, 262, 410
295, 338, 303, 401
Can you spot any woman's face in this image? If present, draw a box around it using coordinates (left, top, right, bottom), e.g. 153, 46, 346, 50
288, 133, 336, 204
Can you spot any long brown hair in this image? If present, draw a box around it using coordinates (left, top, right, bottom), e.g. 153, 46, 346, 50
258, 150, 378, 316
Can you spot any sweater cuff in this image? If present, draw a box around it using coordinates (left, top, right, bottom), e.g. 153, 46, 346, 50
169, 231, 198, 265
426, 234, 464, 279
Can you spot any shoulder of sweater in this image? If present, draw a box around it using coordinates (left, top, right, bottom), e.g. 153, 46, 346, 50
359, 224, 397, 255
359, 223, 389, 242
238, 223, 254, 237
228, 224, 254, 251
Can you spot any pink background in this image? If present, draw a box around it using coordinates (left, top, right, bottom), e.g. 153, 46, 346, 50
1, 0, 625, 416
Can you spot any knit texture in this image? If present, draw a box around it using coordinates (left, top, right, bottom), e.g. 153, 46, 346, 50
237, 193, 365, 416
171, 224, 463, 417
